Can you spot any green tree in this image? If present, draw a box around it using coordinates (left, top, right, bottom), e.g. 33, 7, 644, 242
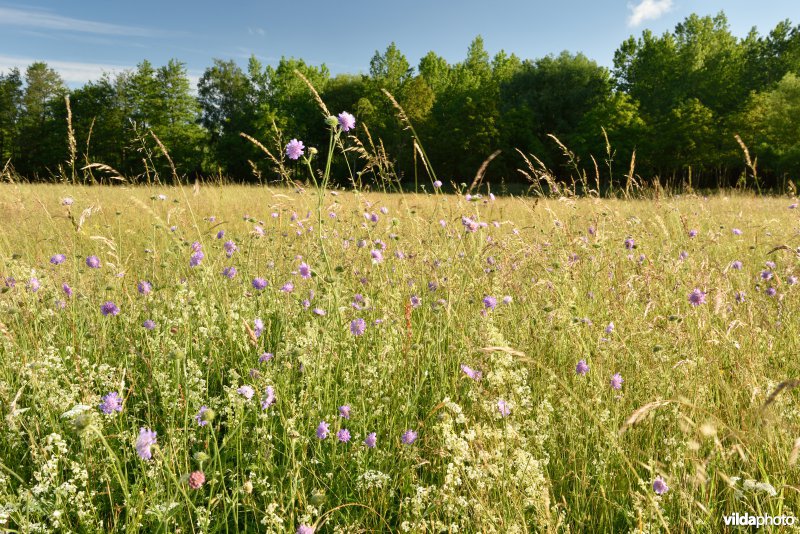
0, 68, 23, 164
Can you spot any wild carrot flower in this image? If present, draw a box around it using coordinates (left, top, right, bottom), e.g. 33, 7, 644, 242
401, 430, 418, 445
576, 360, 590, 375
653, 477, 669, 495
99, 392, 123, 414
101, 301, 119, 316
338, 111, 356, 131
688, 288, 706, 306
610, 373, 624, 390
286, 139, 305, 160
316, 421, 329, 439
136, 428, 157, 460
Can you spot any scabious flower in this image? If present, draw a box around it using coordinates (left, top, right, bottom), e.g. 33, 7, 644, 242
338, 405, 351, 419
350, 318, 366, 336
576, 359, 590, 375
252, 278, 268, 290
483, 296, 497, 310
195, 406, 211, 426
497, 399, 511, 417
401, 430, 418, 445
605, 322, 615, 334
688, 288, 707, 306
766, 287, 777, 297
99, 392, 123, 414
237, 385, 255, 400
222, 266, 237, 279
28, 278, 40, 292
286, 139, 305, 160
610, 373, 624, 390
502, 295, 513, 305
460, 364, 482, 381
259, 352, 273, 363
624, 238, 635, 250
337, 428, 351, 442
137, 280, 152, 295
62, 282, 73, 298
62, 197, 74, 206
280, 281, 294, 293
730, 260, 743, 270
299, 262, 311, 279
50, 254, 66, 265
337, 111, 356, 132
688, 229, 698, 238
370, 249, 384, 264
760, 270, 773, 281
297, 526, 315, 534
732, 228, 743, 235
224, 240, 237, 257
261, 386, 276, 410
188, 471, 205, 490
316, 421, 329, 439
433, 180, 442, 189
313, 308, 326, 316
190, 251, 204, 267
101, 301, 119, 316
136, 428, 157, 460
653, 477, 669, 495
789, 276, 798, 286
86, 255, 101, 269
410, 295, 421, 308
679, 251, 689, 261
364, 432, 377, 448
735, 291, 746, 303
143, 319, 156, 330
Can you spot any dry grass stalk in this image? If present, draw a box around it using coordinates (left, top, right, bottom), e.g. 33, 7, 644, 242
150, 131, 179, 183
294, 69, 331, 117
619, 400, 672, 435
762, 378, 800, 410
468, 150, 502, 194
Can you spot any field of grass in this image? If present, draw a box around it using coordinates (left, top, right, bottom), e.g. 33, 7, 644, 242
1, 183, 799, 532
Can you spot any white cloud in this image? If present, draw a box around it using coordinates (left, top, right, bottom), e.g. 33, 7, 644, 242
627, 0, 674, 27
0, 55, 131, 84
0, 6, 157, 37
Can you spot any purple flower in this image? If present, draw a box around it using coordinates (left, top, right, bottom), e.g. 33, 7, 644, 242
732, 228, 743, 235
401, 430, 418, 445
497, 399, 511, 417
101, 301, 120, 316
222, 266, 237, 279
297, 526, 315, 534
216, 230, 225, 239
735, 291, 746, 303
237, 385, 255, 400
191, 241, 202, 252
62, 282, 73, 298
364, 432, 377, 448
62, 197, 74, 206
280, 281, 294, 293
313, 308, 326, 316
286, 139, 305, 160
653, 477, 669, 495
137, 280, 152, 295
688, 229, 698, 238
433, 180, 442, 189
259, 352, 273, 363
789, 276, 798, 286
688, 288, 706, 306
261, 386, 276, 410
190, 251, 204, 267
576, 359, 589, 375
610, 373, 623, 390
337, 111, 356, 132
252, 278, 268, 290
730, 260, 743, 270
605, 322, 615, 334
28, 277, 40, 292
224, 240, 237, 257
624, 238, 635, 250
50, 254, 66, 265
337, 428, 351, 442
679, 251, 688, 261
410, 295, 421, 308
339, 405, 351, 419
350, 318, 366, 336
99, 392, 123, 414
760, 270, 773, 281
143, 319, 156, 330
195, 406, 210, 426
253, 318, 264, 338
136, 427, 157, 460
299, 262, 311, 279
460, 364, 482, 381
370, 249, 383, 264
316, 420, 329, 439
502, 296, 513, 305
766, 287, 777, 297
86, 255, 101, 269
483, 296, 497, 310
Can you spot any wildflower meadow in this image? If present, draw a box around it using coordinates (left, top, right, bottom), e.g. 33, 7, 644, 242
2, 159, 800, 531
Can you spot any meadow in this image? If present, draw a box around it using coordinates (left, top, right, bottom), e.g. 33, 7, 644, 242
1, 182, 799, 533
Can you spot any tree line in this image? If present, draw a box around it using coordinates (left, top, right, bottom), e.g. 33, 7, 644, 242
1, 12, 799, 191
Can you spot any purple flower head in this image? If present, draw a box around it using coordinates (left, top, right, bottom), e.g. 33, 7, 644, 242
191, 241, 203, 253
237, 385, 255, 400
222, 266, 237, 279
99, 392, 123, 414
313, 308, 326, 316
259, 352, 274, 363
28, 277, 40, 292
137, 280, 152, 295
760, 270, 773, 281
410, 295, 421, 308
370, 249, 384, 264
688, 288, 707, 306
610, 373, 624, 390
502, 296, 513, 305
286, 139, 305, 160
605, 322, 615, 334
299, 262, 311, 279
460, 364, 482, 381
280, 281, 294, 293
62, 197, 74, 206
101, 301, 119, 316
136, 427, 157, 460
195, 406, 210, 427
350, 318, 366, 336
576, 359, 590, 375
224, 240, 237, 257
62, 282, 73, 298
433, 180, 443, 189
679, 251, 689, 261
252, 278, 268, 290
339, 405, 351, 419
316, 420, 329, 439
730, 260, 743, 270
735, 291, 746, 303
483, 296, 497, 310
766, 261, 776, 269
86, 255, 101, 269
50, 254, 66, 265
337, 428, 351, 443
190, 251, 204, 267
216, 229, 225, 240
789, 276, 798, 286
297, 526, 315, 534
261, 386, 276, 410
364, 432, 377, 448
143, 319, 156, 330
401, 430, 418, 445
766, 287, 777, 297
497, 399, 511, 417
732, 228, 743, 235
688, 229, 698, 238
653, 477, 669, 495
253, 318, 264, 338
337, 111, 356, 132
624, 238, 635, 250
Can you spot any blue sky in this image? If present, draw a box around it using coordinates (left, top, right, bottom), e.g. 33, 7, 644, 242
1, 1, 798, 86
